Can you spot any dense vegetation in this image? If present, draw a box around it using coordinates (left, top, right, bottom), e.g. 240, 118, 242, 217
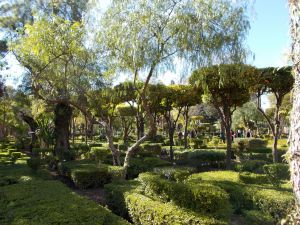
0, 0, 297, 224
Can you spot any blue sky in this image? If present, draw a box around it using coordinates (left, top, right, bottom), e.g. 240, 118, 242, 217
247, 0, 290, 68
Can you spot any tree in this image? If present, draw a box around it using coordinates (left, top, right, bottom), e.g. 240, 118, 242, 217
190, 64, 258, 169
11, 16, 97, 156
256, 67, 294, 162
288, 0, 300, 214
100, 0, 250, 175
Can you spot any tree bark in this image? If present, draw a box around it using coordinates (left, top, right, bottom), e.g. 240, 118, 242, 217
54, 103, 72, 157
19, 112, 38, 151
184, 106, 189, 149
288, 0, 300, 213
105, 120, 120, 166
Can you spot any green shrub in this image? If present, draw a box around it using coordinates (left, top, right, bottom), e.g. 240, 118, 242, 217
153, 166, 196, 181
71, 166, 111, 189
232, 139, 249, 161
11, 152, 22, 160
7, 149, 18, 156
263, 163, 290, 187
0, 176, 18, 186
127, 157, 171, 179
175, 149, 225, 162
249, 153, 272, 161
125, 193, 227, 225
89, 147, 111, 162
88, 143, 102, 148
140, 143, 162, 156
191, 138, 207, 149
242, 210, 275, 225
149, 134, 165, 143
235, 160, 266, 173
245, 186, 294, 221
104, 180, 140, 217
238, 172, 267, 184
107, 166, 124, 181
26, 157, 41, 173
247, 138, 268, 150
0, 180, 129, 225
250, 148, 272, 154
138, 173, 231, 218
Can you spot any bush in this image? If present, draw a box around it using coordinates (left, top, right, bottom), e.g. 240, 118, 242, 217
26, 157, 41, 173
0, 180, 129, 225
175, 149, 225, 162
104, 180, 140, 218
89, 147, 111, 162
247, 138, 268, 150
0, 176, 18, 186
238, 172, 267, 184
235, 160, 266, 173
127, 157, 171, 179
138, 173, 231, 218
191, 138, 207, 149
153, 166, 196, 181
233, 139, 249, 161
149, 134, 165, 143
58, 160, 112, 189
140, 143, 162, 156
249, 153, 272, 161
263, 163, 290, 187
242, 210, 275, 225
7, 149, 18, 156
88, 143, 102, 148
11, 152, 22, 160
245, 186, 294, 221
250, 148, 272, 154
71, 166, 111, 189
107, 166, 125, 181
125, 193, 227, 225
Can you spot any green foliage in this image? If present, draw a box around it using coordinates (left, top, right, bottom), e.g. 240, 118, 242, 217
235, 160, 266, 173
232, 139, 249, 161
263, 163, 290, 187
238, 172, 267, 184
104, 180, 140, 218
175, 149, 226, 162
127, 157, 171, 178
191, 137, 207, 149
247, 138, 268, 150
153, 166, 196, 182
71, 167, 110, 189
140, 143, 162, 156
26, 157, 41, 173
125, 193, 227, 225
11, 152, 22, 160
242, 210, 275, 225
0, 180, 129, 225
138, 172, 231, 218
89, 147, 111, 162
0, 176, 18, 187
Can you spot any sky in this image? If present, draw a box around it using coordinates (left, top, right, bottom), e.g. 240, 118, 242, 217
1, 0, 291, 108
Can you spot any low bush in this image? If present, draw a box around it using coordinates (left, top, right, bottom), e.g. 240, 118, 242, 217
89, 147, 111, 162
11, 152, 22, 160
250, 147, 272, 154
232, 139, 249, 161
127, 157, 171, 178
242, 210, 275, 225
238, 172, 267, 184
104, 180, 140, 217
245, 186, 294, 221
153, 166, 196, 181
249, 153, 272, 161
107, 166, 124, 181
88, 143, 102, 148
0, 180, 129, 225
7, 149, 18, 156
263, 163, 290, 187
138, 173, 231, 218
235, 160, 266, 173
125, 193, 227, 225
247, 138, 268, 150
71, 166, 110, 189
191, 138, 207, 149
174, 149, 225, 162
140, 143, 162, 156
0, 176, 18, 186
26, 157, 41, 173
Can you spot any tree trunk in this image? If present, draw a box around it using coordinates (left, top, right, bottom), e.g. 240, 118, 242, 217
225, 122, 232, 170
105, 120, 120, 166
54, 103, 72, 157
184, 106, 189, 149
84, 115, 88, 145
169, 128, 175, 161
288, 0, 300, 213
20, 112, 38, 151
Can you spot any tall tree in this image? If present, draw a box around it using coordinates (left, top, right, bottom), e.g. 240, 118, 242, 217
256, 67, 294, 162
288, 0, 300, 215
11, 16, 97, 156
190, 64, 258, 169
100, 0, 250, 176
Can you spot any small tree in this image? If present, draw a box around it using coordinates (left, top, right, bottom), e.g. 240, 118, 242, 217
190, 64, 258, 169
256, 67, 294, 162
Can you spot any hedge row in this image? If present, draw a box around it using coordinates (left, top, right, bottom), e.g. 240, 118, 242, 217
0, 180, 129, 225
125, 193, 227, 225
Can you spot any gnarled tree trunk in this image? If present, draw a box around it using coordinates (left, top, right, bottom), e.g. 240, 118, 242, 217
19, 112, 38, 151
54, 103, 72, 157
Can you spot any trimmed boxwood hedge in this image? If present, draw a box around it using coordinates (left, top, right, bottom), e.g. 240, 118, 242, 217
238, 172, 267, 184
138, 173, 231, 219
0, 180, 129, 225
242, 210, 274, 225
125, 193, 227, 225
